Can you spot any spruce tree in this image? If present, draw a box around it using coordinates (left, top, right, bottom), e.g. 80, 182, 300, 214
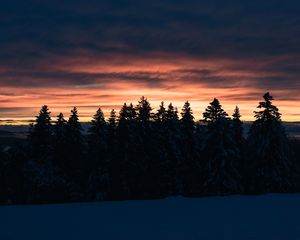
53, 112, 68, 167
88, 109, 114, 201
232, 106, 243, 145
87, 108, 107, 171
201, 99, 242, 195
88, 108, 106, 154
65, 107, 85, 198
29, 105, 52, 158
163, 103, 182, 195
26, 106, 66, 203
114, 103, 137, 199
254, 92, 281, 121
180, 101, 197, 195
203, 98, 228, 123
108, 109, 117, 129
166, 103, 179, 123
181, 101, 194, 130
247, 92, 294, 193
136, 96, 152, 122
155, 101, 167, 123
67, 107, 83, 147
135, 96, 156, 197
107, 109, 117, 159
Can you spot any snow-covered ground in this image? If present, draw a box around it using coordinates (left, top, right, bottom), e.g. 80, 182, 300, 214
1, 194, 300, 240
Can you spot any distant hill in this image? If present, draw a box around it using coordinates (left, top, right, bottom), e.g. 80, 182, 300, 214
0, 122, 300, 140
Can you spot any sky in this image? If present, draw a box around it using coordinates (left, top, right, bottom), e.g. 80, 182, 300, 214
0, 0, 300, 123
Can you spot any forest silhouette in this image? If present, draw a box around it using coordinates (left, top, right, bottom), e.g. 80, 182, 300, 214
1, 92, 300, 204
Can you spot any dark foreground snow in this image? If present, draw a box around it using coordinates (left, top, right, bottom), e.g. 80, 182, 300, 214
1, 194, 300, 240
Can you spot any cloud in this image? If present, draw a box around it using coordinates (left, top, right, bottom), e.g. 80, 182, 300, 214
0, 0, 300, 121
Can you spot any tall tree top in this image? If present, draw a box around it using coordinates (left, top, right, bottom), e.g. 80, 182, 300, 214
56, 112, 66, 125
119, 103, 137, 122
155, 101, 167, 122
109, 109, 117, 127
35, 105, 51, 126
232, 106, 241, 121
136, 96, 152, 122
166, 103, 179, 122
92, 108, 105, 125
29, 105, 52, 153
203, 98, 228, 123
254, 92, 281, 121
68, 107, 81, 128
181, 101, 194, 125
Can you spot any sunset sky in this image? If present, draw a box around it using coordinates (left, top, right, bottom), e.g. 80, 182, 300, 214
0, 0, 300, 124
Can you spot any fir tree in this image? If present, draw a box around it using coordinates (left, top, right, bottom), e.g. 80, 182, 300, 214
254, 92, 281, 121
87, 108, 107, 170
26, 107, 67, 203
201, 100, 242, 195
180, 101, 197, 195
108, 109, 117, 129
29, 105, 52, 157
66, 107, 83, 150
55, 113, 67, 142
53, 112, 68, 167
166, 103, 179, 123
88, 109, 113, 201
247, 92, 294, 193
136, 96, 152, 122
114, 103, 138, 199
91, 108, 106, 129
65, 107, 85, 198
202, 116, 243, 194
163, 103, 182, 195
203, 98, 228, 123
232, 106, 243, 145
155, 101, 167, 123
88, 108, 106, 151
119, 103, 137, 123
107, 109, 117, 152
181, 101, 194, 127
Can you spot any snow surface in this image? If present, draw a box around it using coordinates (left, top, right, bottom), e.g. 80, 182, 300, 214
1, 194, 300, 240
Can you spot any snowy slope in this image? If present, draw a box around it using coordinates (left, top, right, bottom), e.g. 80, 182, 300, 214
1, 194, 300, 240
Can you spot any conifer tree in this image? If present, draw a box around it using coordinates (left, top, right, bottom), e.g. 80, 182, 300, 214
166, 103, 179, 123
119, 103, 128, 124
87, 108, 107, 170
247, 92, 294, 193
119, 103, 137, 124
107, 109, 117, 152
155, 101, 167, 123
203, 98, 228, 123
136, 96, 152, 122
108, 109, 117, 129
88, 108, 106, 150
67, 107, 83, 146
53, 113, 67, 166
162, 103, 182, 195
88, 109, 114, 201
26, 107, 67, 203
179, 101, 197, 195
254, 92, 281, 121
232, 106, 243, 145
90, 108, 106, 134
55, 113, 67, 142
181, 101, 194, 130
29, 105, 52, 157
201, 99, 242, 195
65, 107, 84, 192
114, 103, 137, 199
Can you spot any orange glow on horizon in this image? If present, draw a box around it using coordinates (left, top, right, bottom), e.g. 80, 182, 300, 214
0, 53, 299, 124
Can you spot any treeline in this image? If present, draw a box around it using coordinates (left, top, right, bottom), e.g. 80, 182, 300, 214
0, 92, 300, 204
